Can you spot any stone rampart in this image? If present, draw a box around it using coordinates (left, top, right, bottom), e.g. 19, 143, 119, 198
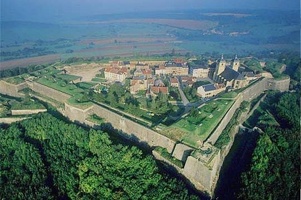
267, 77, 290, 92
30, 82, 71, 102
206, 96, 243, 144
64, 103, 93, 122
0, 81, 27, 97
92, 104, 176, 153
11, 109, 47, 115
172, 143, 193, 161
0, 117, 29, 124
206, 78, 268, 145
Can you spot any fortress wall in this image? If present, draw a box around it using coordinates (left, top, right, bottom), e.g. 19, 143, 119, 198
31, 82, 71, 102
0, 117, 28, 124
183, 156, 213, 192
241, 78, 268, 101
182, 149, 222, 193
64, 103, 93, 122
206, 78, 268, 145
206, 96, 243, 144
172, 143, 194, 162
11, 109, 47, 115
267, 78, 290, 92
92, 104, 176, 153
0, 81, 27, 97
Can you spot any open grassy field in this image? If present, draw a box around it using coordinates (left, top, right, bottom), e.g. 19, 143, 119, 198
37, 77, 84, 95
162, 99, 234, 148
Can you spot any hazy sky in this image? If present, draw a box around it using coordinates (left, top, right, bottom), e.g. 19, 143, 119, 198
1, 0, 300, 21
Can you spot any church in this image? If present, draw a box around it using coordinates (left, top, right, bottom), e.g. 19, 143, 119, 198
212, 55, 249, 89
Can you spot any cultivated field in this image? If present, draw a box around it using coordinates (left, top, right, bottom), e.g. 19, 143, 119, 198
0, 54, 61, 70
88, 19, 218, 31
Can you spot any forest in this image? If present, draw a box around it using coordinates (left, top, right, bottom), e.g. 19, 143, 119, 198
239, 91, 300, 199
0, 113, 199, 199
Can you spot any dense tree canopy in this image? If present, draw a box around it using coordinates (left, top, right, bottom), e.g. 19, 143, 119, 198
239, 92, 300, 200
0, 113, 199, 199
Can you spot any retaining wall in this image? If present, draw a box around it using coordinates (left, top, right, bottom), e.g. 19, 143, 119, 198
0, 117, 29, 124
92, 104, 176, 153
0, 81, 27, 97
64, 103, 93, 122
30, 82, 71, 103
11, 109, 47, 115
206, 78, 268, 145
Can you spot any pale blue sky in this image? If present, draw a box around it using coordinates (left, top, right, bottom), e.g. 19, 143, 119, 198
1, 0, 300, 21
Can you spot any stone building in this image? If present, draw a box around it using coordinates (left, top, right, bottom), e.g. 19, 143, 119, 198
155, 60, 189, 76
213, 55, 249, 89
104, 67, 128, 82
192, 66, 209, 78
197, 83, 226, 98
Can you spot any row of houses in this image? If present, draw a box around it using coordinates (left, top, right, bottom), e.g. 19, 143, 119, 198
103, 56, 260, 99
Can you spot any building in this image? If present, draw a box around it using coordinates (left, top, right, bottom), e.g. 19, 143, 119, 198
181, 76, 195, 87
104, 67, 128, 82
170, 77, 179, 87
213, 55, 249, 89
192, 66, 209, 78
130, 76, 148, 94
197, 83, 226, 98
149, 79, 169, 96
155, 60, 188, 76
135, 62, 150, 70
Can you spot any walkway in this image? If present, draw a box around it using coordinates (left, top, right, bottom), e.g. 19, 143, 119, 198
177, 85, 189, 106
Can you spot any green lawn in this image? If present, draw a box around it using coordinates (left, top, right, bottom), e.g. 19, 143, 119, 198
166, 99, 234, 147
76, 82, 97, 90
55, 74, 81, 82
10, 99, 45, 110
37, 77, 84, 95
4, 76, 25, 84
91, 77, 107, 83
67, 95, 93, 109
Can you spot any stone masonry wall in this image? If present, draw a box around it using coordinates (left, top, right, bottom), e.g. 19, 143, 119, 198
30, 82, 71, 102
267, 78, 290, 92
0, 81, 27, 97
64, 103, 93, 122
206, 78, 268, 145
11, 109, 47, 115
92, 104, 176, 153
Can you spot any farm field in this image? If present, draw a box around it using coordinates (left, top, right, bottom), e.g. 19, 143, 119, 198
1, 10, 299, 67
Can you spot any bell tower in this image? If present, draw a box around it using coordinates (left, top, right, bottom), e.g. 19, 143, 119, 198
232, 55, 240, 71
215, 54, 226, 75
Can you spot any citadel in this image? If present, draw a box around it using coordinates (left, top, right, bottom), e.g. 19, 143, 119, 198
0, 55, 290, 196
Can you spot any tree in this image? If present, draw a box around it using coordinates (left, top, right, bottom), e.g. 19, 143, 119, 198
239, 92, 300, 200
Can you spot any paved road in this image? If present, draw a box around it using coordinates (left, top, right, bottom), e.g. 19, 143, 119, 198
177, 85, 189, 106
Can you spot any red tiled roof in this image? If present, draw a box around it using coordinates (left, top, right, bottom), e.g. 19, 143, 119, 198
141, 69, 152, 75
105, 67, 127, 75
170, 78, 178, 83
151, 86, 168, 94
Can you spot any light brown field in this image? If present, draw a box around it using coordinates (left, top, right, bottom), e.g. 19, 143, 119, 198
85, 19, 218, 30
0, 54, 60, 70
80, 37, 175, 45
